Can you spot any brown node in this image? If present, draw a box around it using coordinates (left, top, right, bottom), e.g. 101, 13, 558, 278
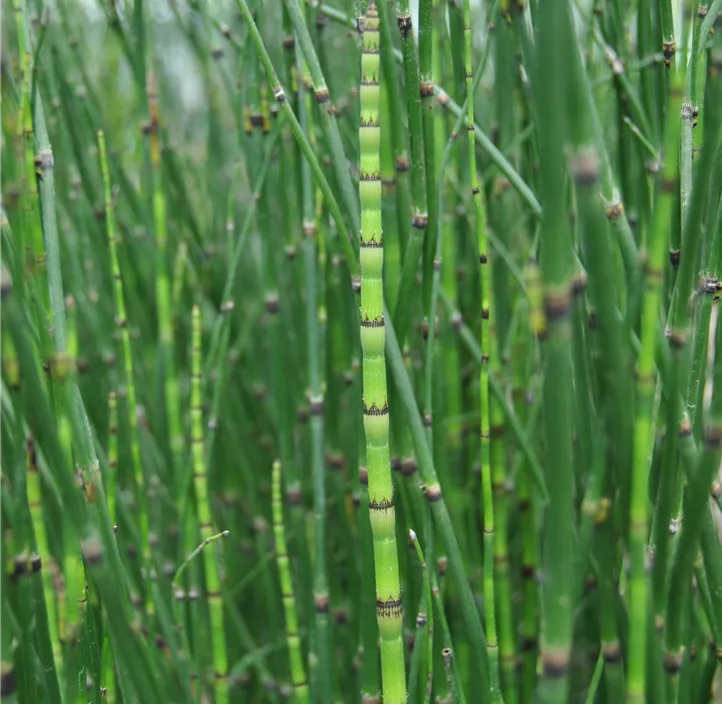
309, 395, 324, 416
604, 200, 624, 221
314, 593, 330, 613
333, 607, 349, 625
571, 272, 588, 295
602, 642, 622, 664
541, 651, 570, 678
397, 15, 412, 38
663, 40, 676, 66
571, 151, 600, 186
328, 453, 344, 470
264, 296, 280, 314
663, 650, 682, 674
424, 483, 443, 502
81, 537, 103, 565
412, 213, 428, 229
669, 249, 681, 267
400, 457, 418, 476
705, 423, 722, 447
521, 636, 536, 652
543, 288, 571, 320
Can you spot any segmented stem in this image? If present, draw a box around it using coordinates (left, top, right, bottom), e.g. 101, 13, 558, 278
25, 437, 61, 673
464, 0, 501, 696
272, 460, 309, 703
147, 73, 184, 481
359, 4, 406, 702
627, 69, 683, 703
190, 305, 228, 700
98, 130, 149, 612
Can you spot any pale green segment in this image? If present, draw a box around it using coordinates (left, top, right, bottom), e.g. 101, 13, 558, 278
191, 306, 228, 698
271, 461, 309, 702
360, 4, 406, 703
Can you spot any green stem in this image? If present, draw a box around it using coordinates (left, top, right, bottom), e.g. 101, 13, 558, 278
358, 5, 406, 701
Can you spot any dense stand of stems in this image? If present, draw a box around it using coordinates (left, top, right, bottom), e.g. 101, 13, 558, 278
3, 3, 722, 704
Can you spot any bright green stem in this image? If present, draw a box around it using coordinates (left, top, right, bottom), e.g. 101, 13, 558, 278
627, 68, 683, 704
392, 0, 429, 347
359, 4, 406, 702
147, 75, 184, 485
272, 460, 309, 704
190, 306, 228, 699
25, 436, 62, 678
464, 0, 501, 697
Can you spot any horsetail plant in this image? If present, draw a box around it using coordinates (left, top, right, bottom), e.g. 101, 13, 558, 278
190, 304, 228, 700
358, 3, 406, 701
272, 460, 309, 703
463, 0, 501, 697
98, 129, 150, 614
4, 2, 722, 704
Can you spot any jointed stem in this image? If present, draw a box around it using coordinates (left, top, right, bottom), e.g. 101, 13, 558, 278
358, 4, 406, 701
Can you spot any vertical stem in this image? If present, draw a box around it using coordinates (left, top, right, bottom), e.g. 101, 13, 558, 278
627, 66, 683, 704
272, 460, 310, 703
392, 0, 429, 346
463, 0, 501, 698
190, 306, 228, 700
358, 4, 406, 701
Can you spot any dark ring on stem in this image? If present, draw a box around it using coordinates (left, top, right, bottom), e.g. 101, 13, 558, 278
420, 82, 434, 97
424, 484, 442, 502
309, 395, 324, 415
397, 16, 412, 38
602, 643, 622, 664
1, 668, 17, 697
705, 425, 722, 447
363, 402, 389, 416
663, 652, 682, 673
400, 457, 417, 476
541, 654, 570, 678
543, 290, 571, 320
314, 593, 330, 613
376, 597, 403, 618
369, 495, 395, 510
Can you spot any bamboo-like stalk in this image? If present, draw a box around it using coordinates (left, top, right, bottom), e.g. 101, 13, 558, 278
391, 0, 428, 346
298, 8, 332, 694
24, 436, 62, 678
409, 529, 434, 704
190, 305, 228, 700
533, 3, 576, 702
627, 66, 683, 704
107, 392, 118, 529
282, 0, 360, 236
358, 3, 406, 701
98, 130, 148, 611
462, 0, 501, 697
147, 73, 184, 489
272, 460, 309, 703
